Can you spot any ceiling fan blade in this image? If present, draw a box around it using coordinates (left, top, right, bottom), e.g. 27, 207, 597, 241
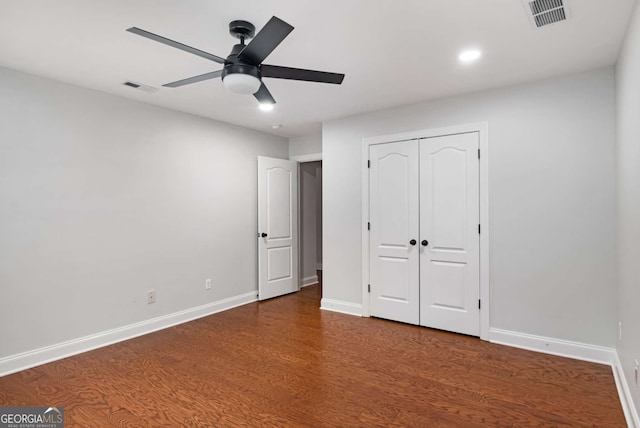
254, 83, 276, 104
261, 65, 345, 84
127, 27, 226, 64
238, 17, 294, 65
163, 70, 223, 88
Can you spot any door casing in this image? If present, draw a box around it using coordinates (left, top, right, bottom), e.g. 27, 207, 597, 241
361, 122, 490, 341
291, 152, 322, 289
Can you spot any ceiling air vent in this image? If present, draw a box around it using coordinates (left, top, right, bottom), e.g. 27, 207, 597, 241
122, 81, 158, 93
523, 0, 569, 28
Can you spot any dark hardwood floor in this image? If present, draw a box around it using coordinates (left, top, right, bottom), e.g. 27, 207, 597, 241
0, 284, 625, 427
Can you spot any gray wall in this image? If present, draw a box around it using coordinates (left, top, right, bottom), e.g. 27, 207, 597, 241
299, 161, 322, 282
289, 132, 322, 158
290, 133, 324, 280
0, 67, 288, 358
316, 165, 323, 269
323, 67, 616, 347
616, 0, 640, 415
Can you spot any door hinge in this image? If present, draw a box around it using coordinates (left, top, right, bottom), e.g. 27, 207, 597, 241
367, 222, 370, 231
367, 160, 371, 168
479, 299, 481, 310
478, 224, 481, 234
368, 284, 371, 293
478, 149, 480, 159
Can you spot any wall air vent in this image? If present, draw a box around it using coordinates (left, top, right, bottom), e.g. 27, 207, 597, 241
523, 0, 570, 28
122, 81, 158, 93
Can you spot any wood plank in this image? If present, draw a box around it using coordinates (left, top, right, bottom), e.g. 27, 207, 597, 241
0, 285, 626, 426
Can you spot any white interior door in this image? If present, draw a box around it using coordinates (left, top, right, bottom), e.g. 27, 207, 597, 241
369, 140, 420, 325
258, 156, 298, 300
419, 132, 480, 336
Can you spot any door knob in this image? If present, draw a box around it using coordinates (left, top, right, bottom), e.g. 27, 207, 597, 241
421, 240, 429, 246
261, 233, 268, 238
409, 239, 417, 246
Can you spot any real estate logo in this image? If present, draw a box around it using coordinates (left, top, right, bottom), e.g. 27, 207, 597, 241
0, 406, 64, 428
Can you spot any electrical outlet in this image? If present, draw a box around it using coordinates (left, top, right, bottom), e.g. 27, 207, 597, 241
205, 279, 212, 290
619, 321, 623, 341
147, 290, 156, 304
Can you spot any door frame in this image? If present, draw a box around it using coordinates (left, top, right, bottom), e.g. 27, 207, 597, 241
291, 152, 322, 289
361, 122, 490, 341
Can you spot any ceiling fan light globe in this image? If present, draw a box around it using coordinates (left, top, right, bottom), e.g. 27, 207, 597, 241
223, 73, 261, 95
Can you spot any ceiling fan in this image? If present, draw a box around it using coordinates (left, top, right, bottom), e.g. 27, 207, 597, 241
126, 16, 345, 106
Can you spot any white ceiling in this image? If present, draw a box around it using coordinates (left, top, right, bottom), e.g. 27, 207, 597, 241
0, 0, 635, 138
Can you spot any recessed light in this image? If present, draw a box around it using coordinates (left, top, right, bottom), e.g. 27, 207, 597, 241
259, 103, 274, 112
458, 49, 482, 63
272, 124, 282, 129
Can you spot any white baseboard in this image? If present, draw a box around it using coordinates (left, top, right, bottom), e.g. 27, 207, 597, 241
613, 352, 640, 428
0, 291, 258, 377
490, 329, 640, 425
300, 275, 319, 288
320, 298, 362, 317
489, 328, 616, 365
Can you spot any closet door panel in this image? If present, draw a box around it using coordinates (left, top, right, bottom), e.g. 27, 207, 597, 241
420, 133, 480, 336
369, 140, 420, 325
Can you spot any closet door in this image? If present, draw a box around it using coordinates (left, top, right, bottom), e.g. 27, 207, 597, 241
419, 133, 480, 336
369, 140, 420, 325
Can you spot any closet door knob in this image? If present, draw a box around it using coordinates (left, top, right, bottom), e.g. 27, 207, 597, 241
409, 239, 417, 246
421, 240, 429, 247
261, 233, 268, 238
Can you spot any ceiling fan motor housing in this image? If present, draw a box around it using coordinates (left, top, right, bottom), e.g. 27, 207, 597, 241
221, 63, 261, 83
221, 42, 262, 94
